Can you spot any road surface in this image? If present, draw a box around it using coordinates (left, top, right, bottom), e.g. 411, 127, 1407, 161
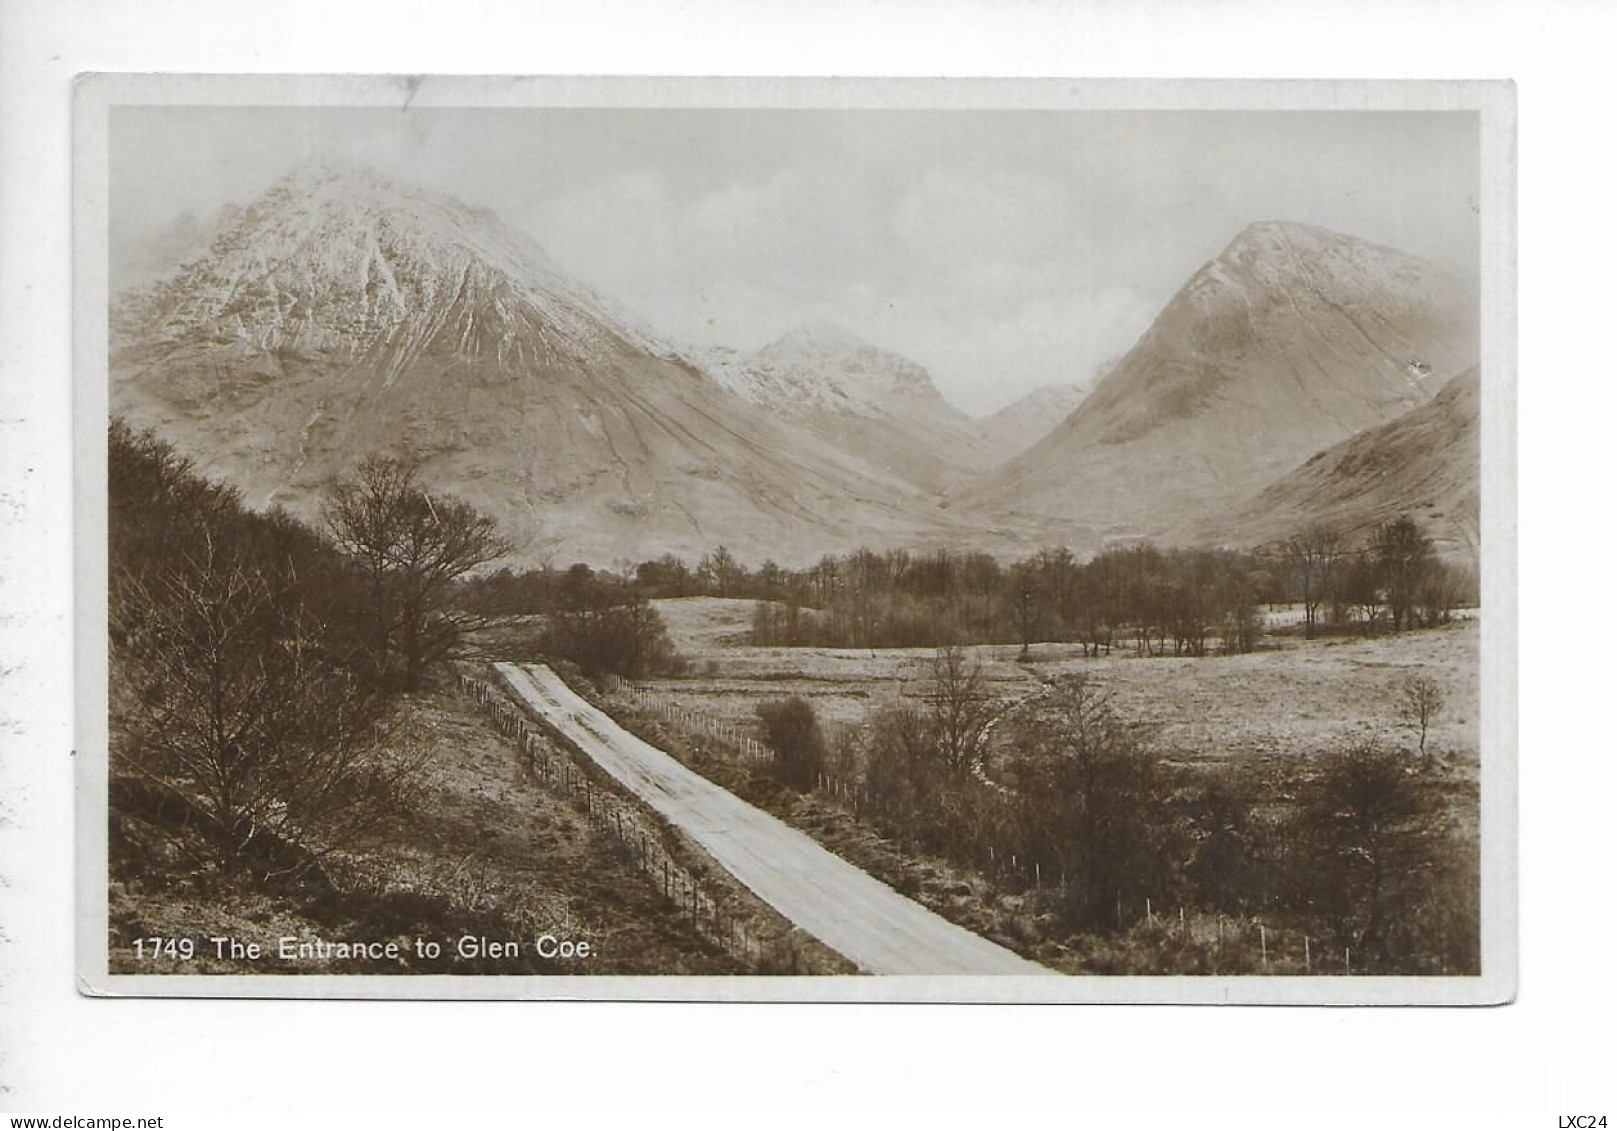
495, 662, 1049, 976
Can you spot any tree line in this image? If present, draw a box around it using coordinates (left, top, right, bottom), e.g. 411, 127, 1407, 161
464, 514, 1473, 658
464, 560, 681, 680
1275, 518, 1476, 639
109, 422, 507, 878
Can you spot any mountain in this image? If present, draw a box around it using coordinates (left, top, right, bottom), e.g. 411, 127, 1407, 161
1191, 366, 1481, 561
695, 322, 993, 492
976, 383, 1089, 459
111, 204, 242, 295
110, 164, 977, 565
949, 221, 1480, 550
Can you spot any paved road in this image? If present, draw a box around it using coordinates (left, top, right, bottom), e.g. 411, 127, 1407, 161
496, 662, 1049, 976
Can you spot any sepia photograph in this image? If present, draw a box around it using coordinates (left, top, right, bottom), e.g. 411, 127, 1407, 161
73, 75, 1515, 1001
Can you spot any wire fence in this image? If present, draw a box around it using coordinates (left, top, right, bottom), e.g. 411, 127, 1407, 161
459, 672, 804, 971
613, 680, 868, 762
615, 680, 1069, 893
615, 681, 773, 763
1125, 898, 1379, 975
604, 677, 1403, 976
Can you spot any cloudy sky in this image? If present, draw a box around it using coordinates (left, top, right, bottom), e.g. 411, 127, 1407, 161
111, 106, 1479, 415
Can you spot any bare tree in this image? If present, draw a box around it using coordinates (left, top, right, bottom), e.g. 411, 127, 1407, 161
1343, 554, 1385, 635
1400, 674, 1446, 755
925, 644, 998, 776
699, 544, 744, 598
1279, 523, 1345, 640
1297, 743, 1426, 962
111, 534, 418, 875
324, 456, 512, 690
1372, 515, 1435, 633
1003, 676, 1169, 929
1011, 564, 1037, 660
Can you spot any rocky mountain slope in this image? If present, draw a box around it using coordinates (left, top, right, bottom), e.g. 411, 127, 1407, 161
695, 322, 995, 492
1191, 366, 1481, 561
949, 221, 1479, 551
110, 164, 978, 565
975, 383, 1089, 459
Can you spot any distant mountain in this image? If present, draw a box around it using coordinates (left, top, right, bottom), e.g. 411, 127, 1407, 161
695, 322, 993, 492
975, 383, 1089, 460
111, 164, 977, 565
949, 221, 1479, 550
1192, 366, 1481, 561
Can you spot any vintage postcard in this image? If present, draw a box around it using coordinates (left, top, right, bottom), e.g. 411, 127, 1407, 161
74, 75, 1516, 1002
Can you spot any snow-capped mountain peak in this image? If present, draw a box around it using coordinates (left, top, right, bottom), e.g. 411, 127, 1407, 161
953, 219, 1480, 547
683, 321, 995, 492
116, 160, 673, 373
975, 381, 1089, 454
110, 163, 988, 565
699, 320, 946, 416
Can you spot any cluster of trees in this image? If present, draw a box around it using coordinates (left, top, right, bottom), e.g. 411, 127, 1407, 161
463, 562, 681, 680
1276, 517, 1477, 640
109, 423, 506, 876
744, 544, 1279, 655
762, 651, 1477, 973
461, 516, 1472, 669
474, 515, 1467, 662
1007, 689, 1474, 970
540, 572, 680, 680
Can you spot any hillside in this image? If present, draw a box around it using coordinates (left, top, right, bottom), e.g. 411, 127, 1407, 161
1192, 366, 1482, 560
110, 164, 978, 565
975, 383, 1089, 460
949, 221, 1479, 550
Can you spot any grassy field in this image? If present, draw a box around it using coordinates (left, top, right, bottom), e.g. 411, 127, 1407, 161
606, 679, 1451, 976
108, 683, 747, 975
606, 596, 1482, 975
647, 596, 1481, 770
109, 597, 1474, 977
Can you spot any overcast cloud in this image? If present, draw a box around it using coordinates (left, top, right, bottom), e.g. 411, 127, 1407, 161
111, 107, 1479, 415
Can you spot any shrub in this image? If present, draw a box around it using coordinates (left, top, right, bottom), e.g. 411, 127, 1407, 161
755, 696, 828, 792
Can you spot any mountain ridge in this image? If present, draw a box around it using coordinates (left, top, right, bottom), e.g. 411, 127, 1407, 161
976, 382, 1090, 459
110, 163, 984, 566
692, 321, 996, 493
949, 220, 1480, 550
110, 169, 1481, 566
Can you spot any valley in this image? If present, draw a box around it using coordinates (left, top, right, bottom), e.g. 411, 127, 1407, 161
103, 156, 1487, 980
531, 597, 1480, 975
630, 597, 1481, 772
111, 167, 1482, 568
